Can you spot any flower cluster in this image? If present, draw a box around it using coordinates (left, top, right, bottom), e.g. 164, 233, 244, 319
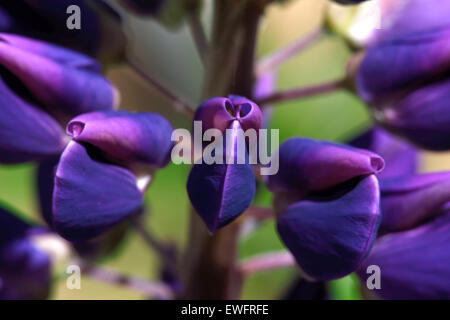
1, 0, 450, 301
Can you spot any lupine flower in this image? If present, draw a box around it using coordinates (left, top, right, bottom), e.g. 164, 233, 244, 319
357, 210, 450, 299
187, 96, 262, 233
355, 0, 450, 150
0, 33, 117, 164
0, 205, 51, 299
49, 111, 174, 242
378, 172, 450, 233
266, 137, 384, 280
0, 0, 125, 62
349, 126, 417, 179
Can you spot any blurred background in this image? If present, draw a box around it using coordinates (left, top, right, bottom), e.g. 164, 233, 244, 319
0, 0, 448, 299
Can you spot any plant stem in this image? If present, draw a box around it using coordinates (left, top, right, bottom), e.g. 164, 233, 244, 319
132, 221, 179, 279
188, 12, 208, 64
239, 251, 295, 277
126, 58, 195, 116
81, 263, 174, 299
255, 28, 324, 77
256, 78, 347, 106
245, 206, 274, 220
183, 0, 264, 300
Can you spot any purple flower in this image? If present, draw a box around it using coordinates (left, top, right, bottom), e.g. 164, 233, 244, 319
355, 0, 450, 150
349, 126, 418, 179
357, 211, 450, 299
0, 33, 117, 164
266, 137, 384, 280
0, 0, 125, 61
0, 206, 51, 300
187, 96, 262, 233
48, 111, 173, 242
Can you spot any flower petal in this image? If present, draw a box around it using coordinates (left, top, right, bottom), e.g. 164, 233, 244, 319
53, 141, 143, 241
277, 175, 381, 281
349, 127, 417, 178
66, 111, 174, 168
0, 33, 115, 119
187, 121, 256, 233
379, 172, 450, 232
266, 137, 384, 193
357, 211, 450, 299
0, 77, 64, 164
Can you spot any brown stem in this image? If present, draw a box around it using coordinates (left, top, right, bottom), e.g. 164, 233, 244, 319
239, 251, 295, 277
126, 58, 195, 117
256, 78, 347, 106
80, 262, 174, 299
188, 12, 208, 64
183, 0, 264, 300
255, 28, 324, 77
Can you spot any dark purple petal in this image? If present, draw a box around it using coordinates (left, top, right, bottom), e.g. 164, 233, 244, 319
349, 127, 417, 178
0, 206, 51, 300
0, 237, 51, 300
332, 0, 369, 4
277, 175, 381, 281
376, 79, 450, 150
357, 29, 450, 103
53, 141, 143, 242
0, 77, 65, 164
379, 172, 450, 232
36, 156, 60, 226
357, 211, 450, 299
194, 96, 262, 134
266, 137, 384, 193
66, 111, 174, 168
0, 33, 116, 120
187, 121, 256, 233
0, 0, 125, 60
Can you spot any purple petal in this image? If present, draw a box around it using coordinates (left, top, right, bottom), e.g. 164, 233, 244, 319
0, 77, 65, 164
266, 137, 384, 193
377, 79, 450, 150
277, 175, 381, 281
187, 121, 256, 233
53, 141, 143, 242
349, 127, 417, 178
0, 33, 115, 120
0, 206, 51, 299
0, 237, 51, 300
36, 156, 60, 226
357, 29, 450, 103
357, 211, 450, 299
194, 96, 262, 134
66, 111, 174, 168
379, 172, 450, 232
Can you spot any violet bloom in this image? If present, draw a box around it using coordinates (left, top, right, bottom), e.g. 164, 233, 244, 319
187, 96, 262, 233
0, 0, 125, 62
355, 0, 450, 150
0, 206, 51, 300
0, 33, 117, 164
266, 137, 384, 281
358, 209, 450, 299
48, 111, 174, 242
349, 126, 418, 179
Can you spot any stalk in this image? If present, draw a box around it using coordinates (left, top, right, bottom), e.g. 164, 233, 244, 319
183, 0, 264, 299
